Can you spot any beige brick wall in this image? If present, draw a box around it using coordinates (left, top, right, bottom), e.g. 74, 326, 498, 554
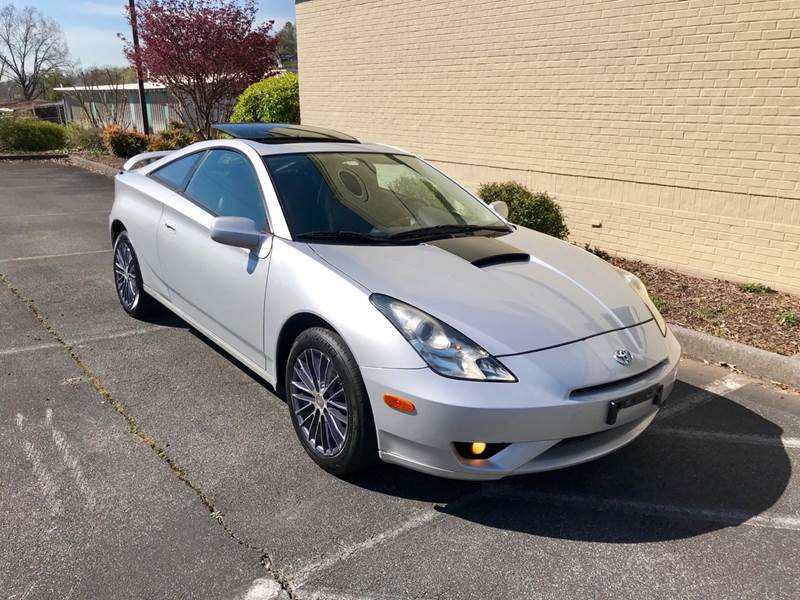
296, 0, 800, 293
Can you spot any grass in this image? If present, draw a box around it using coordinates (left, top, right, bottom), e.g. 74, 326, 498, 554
650, 294, 668, 313
738, 282, 776, 294
777, 310, 799, 328
582, 243, 611, 260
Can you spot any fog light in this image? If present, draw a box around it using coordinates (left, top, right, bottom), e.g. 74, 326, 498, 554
470, 441, 487, 455
453, 441, 509, 460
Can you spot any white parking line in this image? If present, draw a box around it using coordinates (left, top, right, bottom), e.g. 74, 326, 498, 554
0, 327, 167, 356
0, 341, 62, 356
291, 509, 443, 590
298, 589, 423, 600
0, 209, 109, 220
15, 413, 62, 516
45, 408, 96, 508
651, 427, 800, 450
657, 373, 749, 422
0, 249, 111, 263
71, 327, 167, 346
484, 487, 800, 531
238, 578, 285, 600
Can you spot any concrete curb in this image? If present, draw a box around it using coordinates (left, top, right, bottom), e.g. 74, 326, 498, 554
0, 152, 68, 160
672, 324, 800, 387
68, 155, 121, 177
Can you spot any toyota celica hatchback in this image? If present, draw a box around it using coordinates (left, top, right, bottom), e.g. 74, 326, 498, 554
110, 123, 680, 480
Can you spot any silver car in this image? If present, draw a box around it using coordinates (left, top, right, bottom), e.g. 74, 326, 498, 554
110, 123, 680, 480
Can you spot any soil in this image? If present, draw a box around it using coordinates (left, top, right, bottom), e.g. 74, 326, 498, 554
72, 151, 125, 170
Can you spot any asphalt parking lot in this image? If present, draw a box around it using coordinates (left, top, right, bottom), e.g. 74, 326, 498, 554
2, 160, 799, 600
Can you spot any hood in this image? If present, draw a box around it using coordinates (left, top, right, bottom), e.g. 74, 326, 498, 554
310, 227, 653, 355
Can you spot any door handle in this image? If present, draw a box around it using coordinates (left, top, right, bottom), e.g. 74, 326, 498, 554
164, 223, 176, 231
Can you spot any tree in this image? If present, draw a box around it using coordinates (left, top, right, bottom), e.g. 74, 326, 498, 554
123, 0, 279, 138
276, 21, 296, 69
69, 67, 136, 128
0, 4, 70, 100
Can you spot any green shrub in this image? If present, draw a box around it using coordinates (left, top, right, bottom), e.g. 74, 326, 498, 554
777, 310, 799, 328
477, 181, 569, 239
147, 122, 196, 151
102, 125, 149, 158
65, 122, 103, 152
231, 73, 300, 124
738, 282, 776, 294
582, 243, 610, 261
0, 117, 68, 152
650, 294, 668, 313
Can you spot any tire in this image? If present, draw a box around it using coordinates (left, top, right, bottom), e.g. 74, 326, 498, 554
112, 230, 157, 319
285, 327, 378, 475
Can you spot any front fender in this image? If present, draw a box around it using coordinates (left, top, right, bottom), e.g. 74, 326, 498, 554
264, 239, 425, 379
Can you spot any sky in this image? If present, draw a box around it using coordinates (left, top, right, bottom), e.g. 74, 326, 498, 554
27, 1, 296, 68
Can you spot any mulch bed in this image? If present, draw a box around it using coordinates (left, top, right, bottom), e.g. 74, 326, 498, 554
609, 256, 800, 357
71, 151, 125, 170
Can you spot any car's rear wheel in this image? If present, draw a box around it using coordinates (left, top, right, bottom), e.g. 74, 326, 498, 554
113, 231, 156, 319
286, 327, 378, 475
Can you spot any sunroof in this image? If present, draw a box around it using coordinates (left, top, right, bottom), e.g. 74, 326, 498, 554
212, 123, 359, 143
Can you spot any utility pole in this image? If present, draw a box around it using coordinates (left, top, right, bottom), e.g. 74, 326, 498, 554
128, 0, 150, 135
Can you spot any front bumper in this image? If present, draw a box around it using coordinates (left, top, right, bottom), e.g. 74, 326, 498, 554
361, 320, 681, 480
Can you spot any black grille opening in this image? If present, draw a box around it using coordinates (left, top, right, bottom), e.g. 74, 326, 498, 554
570, 359, 667, 400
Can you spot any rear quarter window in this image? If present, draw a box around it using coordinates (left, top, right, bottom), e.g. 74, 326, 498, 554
150, 152, 204, 190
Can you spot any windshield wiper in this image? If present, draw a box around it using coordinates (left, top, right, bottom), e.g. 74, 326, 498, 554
388, 224, 512, 241
296, 231, 394, 244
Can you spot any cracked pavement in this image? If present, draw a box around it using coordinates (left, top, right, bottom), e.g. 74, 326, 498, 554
1, 161, 799, 599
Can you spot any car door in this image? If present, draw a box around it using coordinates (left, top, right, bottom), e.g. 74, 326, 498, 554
156, 148, 272, 368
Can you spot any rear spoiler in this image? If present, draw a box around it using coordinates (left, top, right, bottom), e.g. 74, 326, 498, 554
122, 150, 173, 172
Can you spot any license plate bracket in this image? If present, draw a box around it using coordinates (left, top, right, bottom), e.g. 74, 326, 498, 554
606, 384, 663, 425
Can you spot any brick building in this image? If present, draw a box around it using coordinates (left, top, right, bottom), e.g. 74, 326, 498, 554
295, 0, 800, 293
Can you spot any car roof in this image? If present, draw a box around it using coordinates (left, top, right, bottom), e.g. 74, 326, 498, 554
240, 139, 411, 156
208, 122, 412, 157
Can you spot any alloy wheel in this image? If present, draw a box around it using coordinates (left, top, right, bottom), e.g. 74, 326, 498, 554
290, 348, 349, 457
114, 240, 139, 310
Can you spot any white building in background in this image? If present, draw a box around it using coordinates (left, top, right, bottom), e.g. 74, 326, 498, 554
54, 82, 182, 133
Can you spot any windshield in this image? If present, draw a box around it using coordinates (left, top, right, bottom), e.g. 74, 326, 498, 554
263, 152, 508, 242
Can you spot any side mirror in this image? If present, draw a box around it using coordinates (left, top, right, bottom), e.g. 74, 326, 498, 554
490, 200, 509, 219
210, 216, 263, 250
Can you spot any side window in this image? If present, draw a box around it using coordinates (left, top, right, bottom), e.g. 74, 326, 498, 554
151, 152, 204, 190
184, 150, 267, 231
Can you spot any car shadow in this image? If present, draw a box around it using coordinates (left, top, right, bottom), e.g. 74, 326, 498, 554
347, 379, 792, 543
149, 316, 791, 544
134, 306, 191, 329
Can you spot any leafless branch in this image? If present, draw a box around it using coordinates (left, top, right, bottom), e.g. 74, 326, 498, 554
0, 5, 70, 100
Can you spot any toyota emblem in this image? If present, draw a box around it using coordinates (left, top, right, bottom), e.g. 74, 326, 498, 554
614, 349, 633, 366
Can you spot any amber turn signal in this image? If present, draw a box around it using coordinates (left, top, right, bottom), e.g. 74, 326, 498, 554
383, 393, 416, 414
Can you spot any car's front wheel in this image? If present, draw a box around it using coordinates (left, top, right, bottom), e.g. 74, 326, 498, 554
286, 327, 378, 475
113, 231, 156, 319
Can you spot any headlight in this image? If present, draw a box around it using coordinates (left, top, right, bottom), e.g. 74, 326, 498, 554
370, 294, 517, 382
614, 267, 667, 336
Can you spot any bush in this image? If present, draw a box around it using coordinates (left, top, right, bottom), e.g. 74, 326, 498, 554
231, 73, 300, 124
65, 122, 103, 152
0, 117, 68, 152
777, 310, 799, 328
147, 122, 196, 151
102, 125, 149, 158
738, 282, 776, 294
477, 181, 569, 239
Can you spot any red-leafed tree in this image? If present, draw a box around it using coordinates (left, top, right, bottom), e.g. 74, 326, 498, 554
122, 0, 279, 138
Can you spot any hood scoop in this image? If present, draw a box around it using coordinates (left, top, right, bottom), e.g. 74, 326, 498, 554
428, 235, 530, 268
